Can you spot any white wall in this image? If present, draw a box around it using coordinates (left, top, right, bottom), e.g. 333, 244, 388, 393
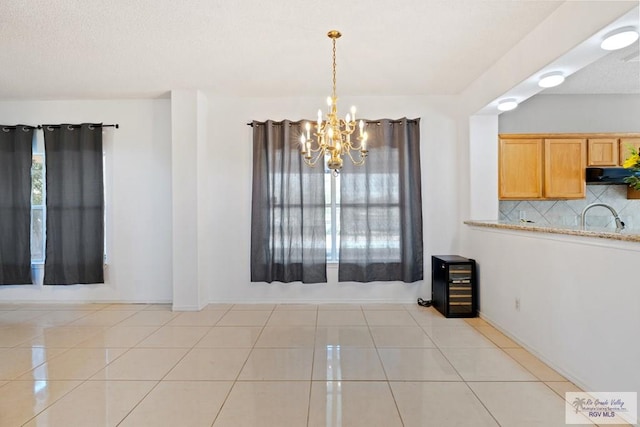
203, 94, 460, 303
465, 226, 640, 395
499, 94, 640, 133
469, 115, 499, 221
170, 91, 211, 310
0, 99, 173, 303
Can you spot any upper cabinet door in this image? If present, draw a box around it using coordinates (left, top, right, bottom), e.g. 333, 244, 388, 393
587, 138, 618, 166
619, 138, 640, 166
499, 138, 543, 200
545, 138, 586, 199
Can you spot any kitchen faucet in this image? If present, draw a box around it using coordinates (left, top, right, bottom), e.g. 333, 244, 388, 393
580, 203, 625, 232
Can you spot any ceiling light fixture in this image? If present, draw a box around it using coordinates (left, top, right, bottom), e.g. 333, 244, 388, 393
299, 30, 368, 175
497, 99, 518, 112
538, 72, 565, 88
600, 27, 639, 51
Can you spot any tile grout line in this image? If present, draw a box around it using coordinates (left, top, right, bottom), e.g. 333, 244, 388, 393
94, 309, 188, 425
465, 321, 582, 419
116, 304, 246, 425
464, 381, 504, 427
10, 305, 120, 425
14, 306, 106, 426
114, 379, 163, 427
364, 305, 406, 426
305, 306, 320, 427
208, 304, 275, 426
471, 322, 563, 383
422, 311, 505, 427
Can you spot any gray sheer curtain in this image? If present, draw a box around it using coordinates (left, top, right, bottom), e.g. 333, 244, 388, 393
44, 124, 104, 285
0, 126, 34, 285
338, 118, 423, 283
251, 120, 327, 283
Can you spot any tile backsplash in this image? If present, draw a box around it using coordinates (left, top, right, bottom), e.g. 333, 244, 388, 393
499, 185, 640, 231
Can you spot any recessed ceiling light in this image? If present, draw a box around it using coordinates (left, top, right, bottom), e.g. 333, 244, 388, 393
538, 72, 565, 88
497, 99, 518, 112
600, 27, 639, 51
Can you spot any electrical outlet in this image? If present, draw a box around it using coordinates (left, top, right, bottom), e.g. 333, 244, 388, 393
515, 298, 521, 311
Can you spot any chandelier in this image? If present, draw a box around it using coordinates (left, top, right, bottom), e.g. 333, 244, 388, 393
299, 30, 368, 174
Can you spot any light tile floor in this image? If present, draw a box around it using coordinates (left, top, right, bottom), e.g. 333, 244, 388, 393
0, 302, 615, 426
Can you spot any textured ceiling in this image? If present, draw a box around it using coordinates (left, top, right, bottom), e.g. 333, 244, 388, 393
0, 0, 569, 100
542, 44, 640, 95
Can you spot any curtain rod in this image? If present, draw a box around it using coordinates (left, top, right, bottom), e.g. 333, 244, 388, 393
1, 124, 119, 130
247, 119, 418, 127
40, 124, 119, 129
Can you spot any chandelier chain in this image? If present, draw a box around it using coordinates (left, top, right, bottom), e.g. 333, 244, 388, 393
332, 37, 337, 100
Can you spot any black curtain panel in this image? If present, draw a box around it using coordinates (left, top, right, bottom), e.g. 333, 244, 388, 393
0, 126, 34, 285
43, 124, 104, 285
251, 120, 327, 283
338, 118, 424, 283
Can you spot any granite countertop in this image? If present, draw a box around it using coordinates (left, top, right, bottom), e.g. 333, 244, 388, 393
464, 220, 640, 243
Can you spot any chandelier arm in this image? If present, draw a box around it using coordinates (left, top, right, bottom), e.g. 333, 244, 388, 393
345, 147, 367, 166
304, 148, 326, 167
348, 140, 365, 151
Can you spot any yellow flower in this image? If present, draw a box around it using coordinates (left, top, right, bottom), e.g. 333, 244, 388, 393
623, 153, 640, 169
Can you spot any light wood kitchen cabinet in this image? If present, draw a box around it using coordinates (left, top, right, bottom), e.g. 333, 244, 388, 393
499, 138, 543, 199
499, 133, 640, 200
544, 138, 586, 199
619, 138, 640, 165
587, 138, 618, 166
499, 135, 586, 200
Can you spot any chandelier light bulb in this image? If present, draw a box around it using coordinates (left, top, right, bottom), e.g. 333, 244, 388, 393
600, 27, 639, 51
538, 72, 565, 88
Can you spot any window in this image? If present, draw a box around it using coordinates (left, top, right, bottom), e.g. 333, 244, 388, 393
31, 135, 46, 264
325, 170, 340, 261
325, 168, 402, 263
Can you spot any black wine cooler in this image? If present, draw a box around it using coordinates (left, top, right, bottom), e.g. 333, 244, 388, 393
431, 255, 477, 318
